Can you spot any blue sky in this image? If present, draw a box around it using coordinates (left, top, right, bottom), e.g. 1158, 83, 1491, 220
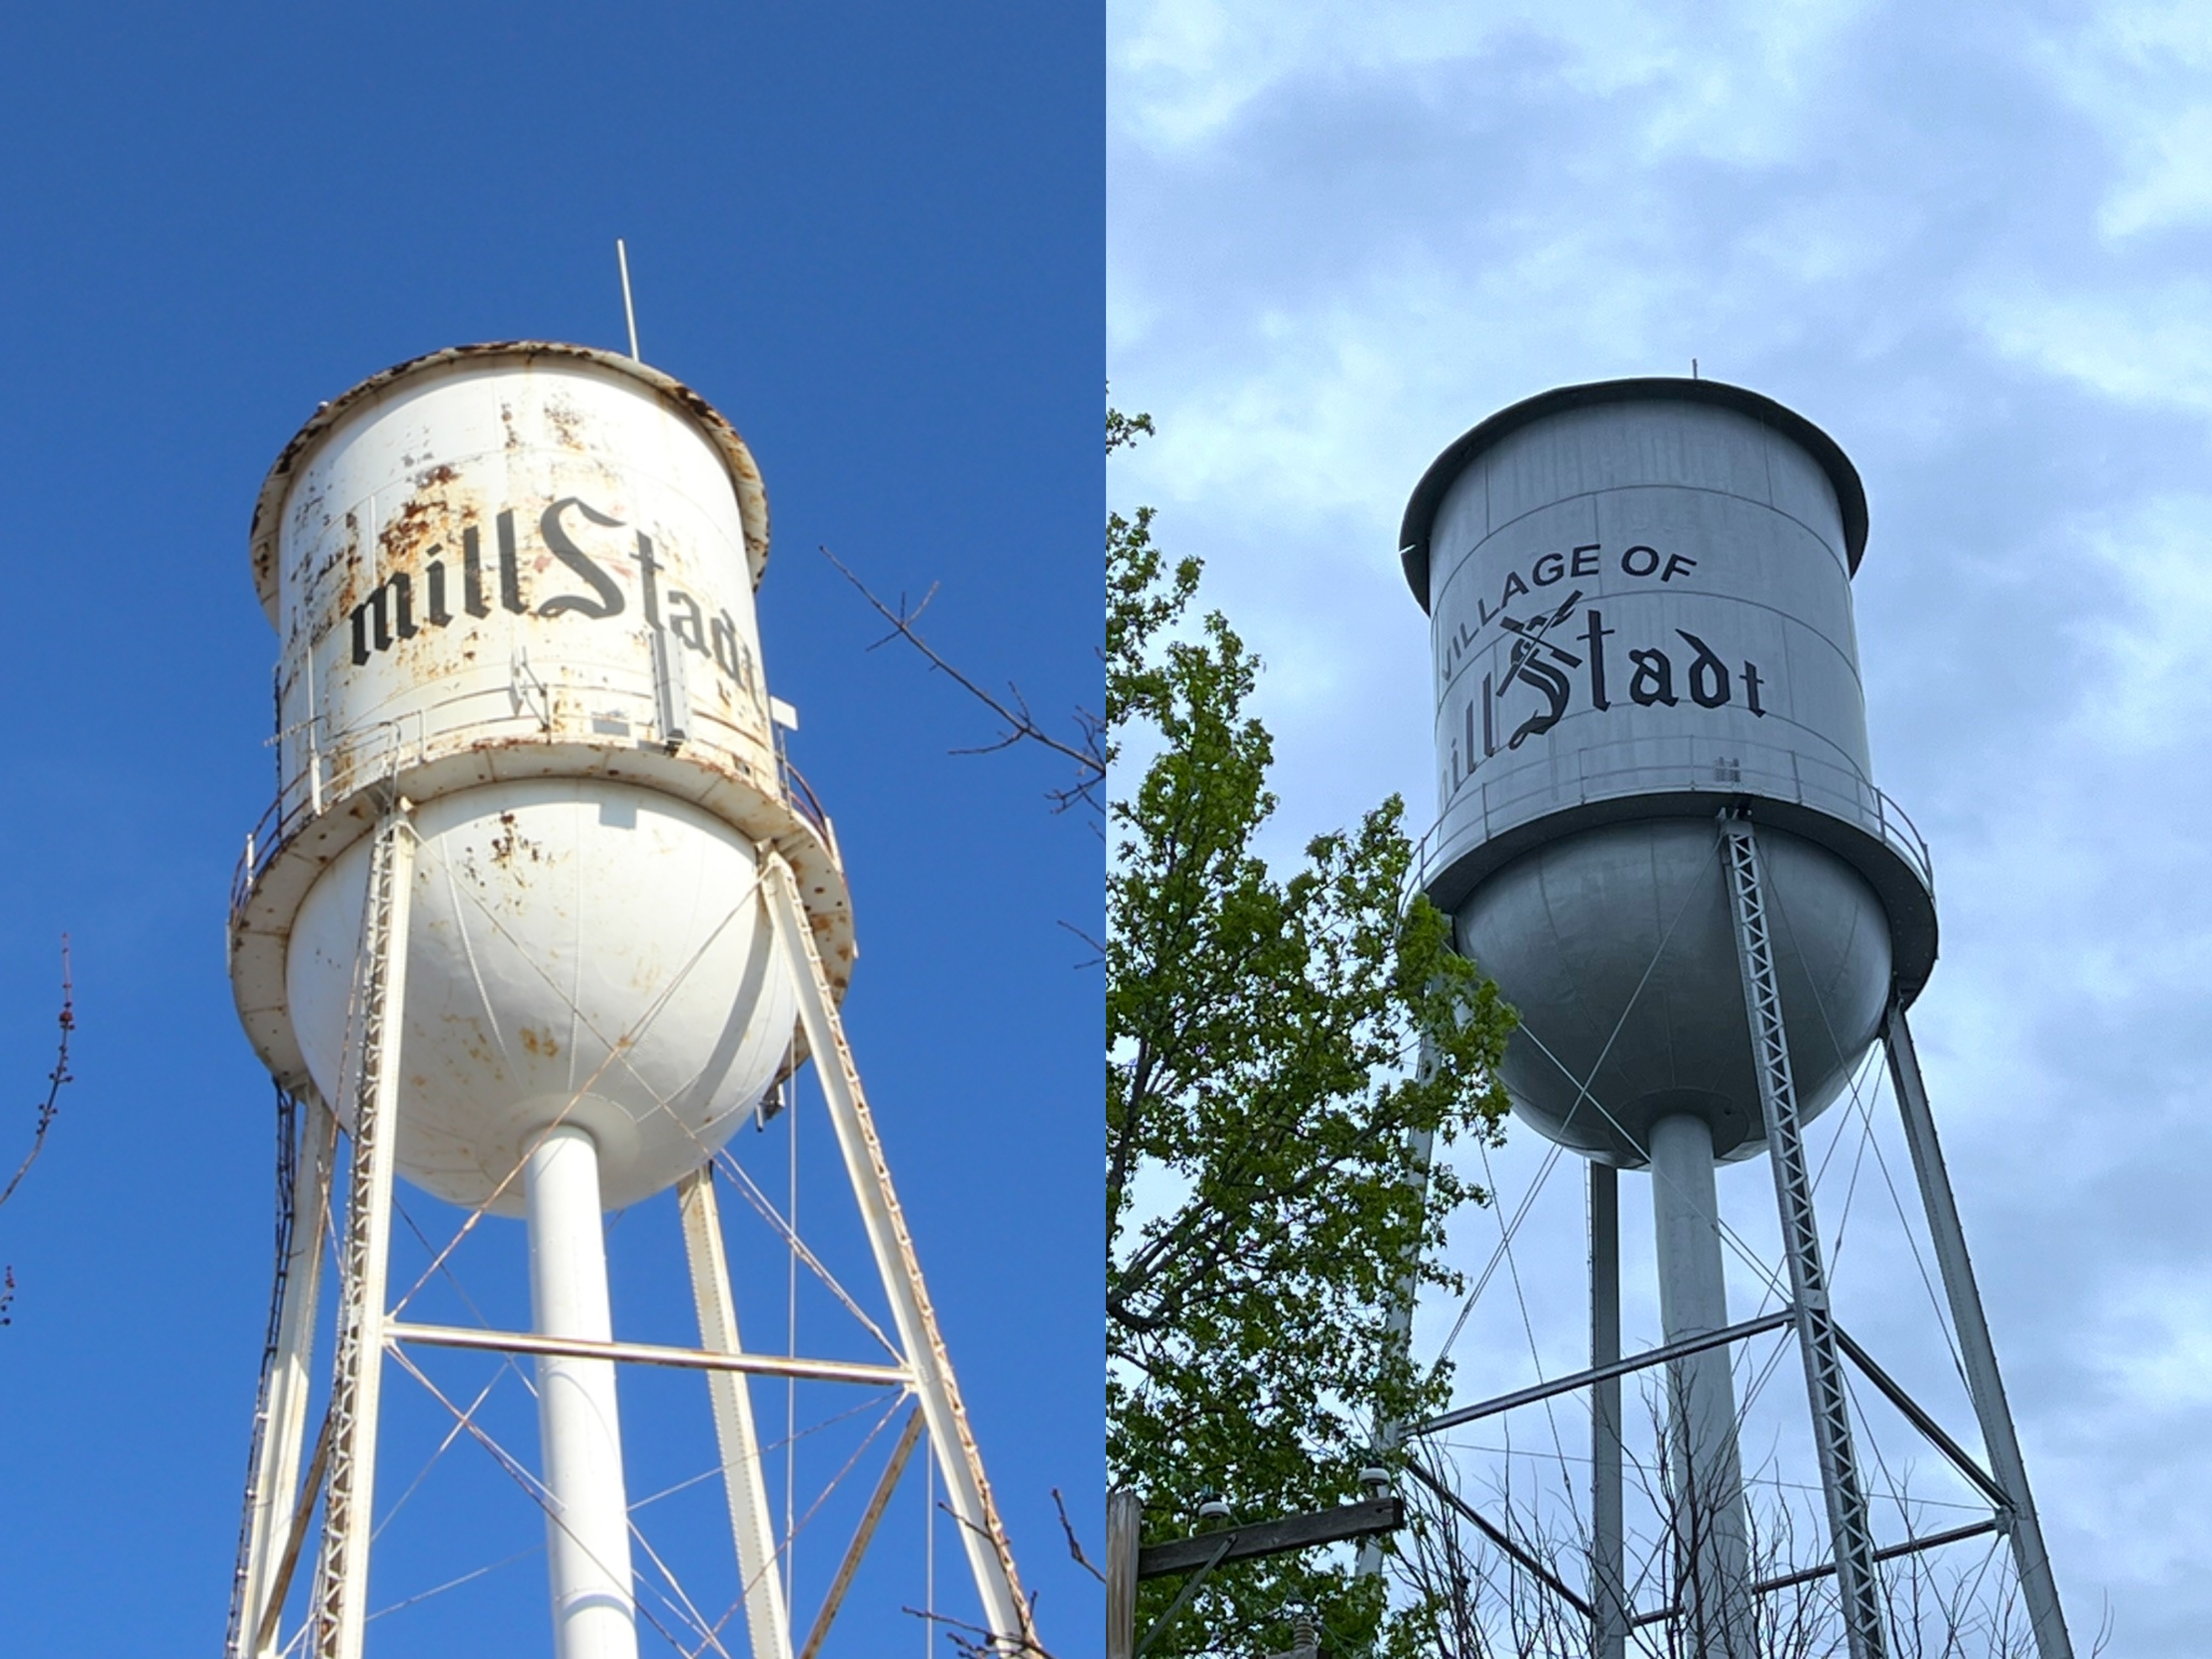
1113, 2, 2212, 1648
0, 4, 1100, 1655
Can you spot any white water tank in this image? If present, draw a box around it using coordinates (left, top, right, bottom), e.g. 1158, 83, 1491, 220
1402, 379, 1935, 1165
229, 343, 854, 1213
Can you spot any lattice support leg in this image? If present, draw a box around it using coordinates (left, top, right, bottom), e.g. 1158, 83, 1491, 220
308, 810, 416, 1659
762, 853, 1032, 1653
1720, 818, 1887, 1659
231, 1089, 337, 1658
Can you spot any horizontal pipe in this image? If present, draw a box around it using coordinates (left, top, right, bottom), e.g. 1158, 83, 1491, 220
1416, 1308, 1796, 1436
1631, 1517, 2003, 1624
385, 1322, 910, 1387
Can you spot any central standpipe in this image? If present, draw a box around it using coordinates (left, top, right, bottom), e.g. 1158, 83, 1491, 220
1648, 1113, 1751, 1656
525, 1124, 638, 1659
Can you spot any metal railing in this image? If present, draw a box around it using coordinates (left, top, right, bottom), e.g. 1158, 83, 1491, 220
1410, 737, 1933, 901
232, 689, 827, 921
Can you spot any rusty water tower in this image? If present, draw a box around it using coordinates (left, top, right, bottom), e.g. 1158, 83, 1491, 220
1398, 379, 2070, 1659
222, 342, 1031, 1659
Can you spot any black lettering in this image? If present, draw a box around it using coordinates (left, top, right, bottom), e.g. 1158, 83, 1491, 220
1582, 608, 1613, 711
1661, 552, 1698, 583
462, 525, 490, 618
537, 498, 628, 620
497, 510, 526, 614
1621, 545, 1660, 577
1504, 656, 1571, 748
666, 588, 707, 654
637, 532, 662, 630
349, 591, 381, 666
425, 557, 451, 627
348, 572, 412, 665
1532, 551, 1565, 586
711, 611, 740, 679
1571, 543, 1601, 578
1500, 571, 1530, 604
1678, 630, 1730, 708
1478, 595, 1498, 629
1628, 647, 1677, 706
1481, 671, 1498, 758
1742, 660, 1767, 717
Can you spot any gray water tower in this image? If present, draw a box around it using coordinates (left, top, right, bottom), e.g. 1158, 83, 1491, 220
1400, 380, 2069, 1659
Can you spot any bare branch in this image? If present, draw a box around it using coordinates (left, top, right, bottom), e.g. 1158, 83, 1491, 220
1056, 920, 1105, 966
1051, 1488, 1107, 1584
821, 545, 1103, 818
0, 938, 76, 1328
0, 938, 75, 1214
902, 1604, 1060, 1659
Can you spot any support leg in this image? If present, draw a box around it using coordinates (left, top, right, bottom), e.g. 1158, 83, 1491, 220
1883, 1008, 2072, 1659
1721, 819, 1885, 1659
678, 1162, 793, 1659
236, 1093, 338, 1659
763, 854, 1031, 1653
235, 1090, 338, 1657
309, 810, 415, 1659
1589, 1161, 1629, 1659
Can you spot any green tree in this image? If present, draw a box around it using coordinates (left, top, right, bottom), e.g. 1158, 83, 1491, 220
1106, 411, 1516, 1657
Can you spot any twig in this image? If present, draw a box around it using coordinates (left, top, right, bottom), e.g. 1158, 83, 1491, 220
0, 936, 74, 1214
820, 546, 1103, 818
902, 1603, 1060, 1659
0, 938, 76, 1327
1051, 1488, 1107, 1584
1056, 920, 1105, 966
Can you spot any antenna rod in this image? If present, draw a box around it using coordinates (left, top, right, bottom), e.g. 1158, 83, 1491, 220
616, 239, 640, 361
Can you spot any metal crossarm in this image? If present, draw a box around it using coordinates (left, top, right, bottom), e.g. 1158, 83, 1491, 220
1720, 818, 1887, 1659
307, 810, 416, 1659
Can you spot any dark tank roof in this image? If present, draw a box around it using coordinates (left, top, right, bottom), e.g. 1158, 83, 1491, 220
1398, 376, 1870, 613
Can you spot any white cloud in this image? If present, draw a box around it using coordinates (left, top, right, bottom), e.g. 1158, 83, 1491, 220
1975, 280, 2212, 413
2030, 2, 2212, 240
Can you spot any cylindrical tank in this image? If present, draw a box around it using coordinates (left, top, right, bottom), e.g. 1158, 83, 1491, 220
1401, 379, 1935, 1166
229, 343, 854, 1214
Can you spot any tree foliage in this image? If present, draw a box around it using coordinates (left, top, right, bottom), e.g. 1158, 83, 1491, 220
1105, 411, 1516, 1656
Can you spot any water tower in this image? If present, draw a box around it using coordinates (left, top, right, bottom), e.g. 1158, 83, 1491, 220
1398, 379, 2068, 1657
221, 342, 1031, 1659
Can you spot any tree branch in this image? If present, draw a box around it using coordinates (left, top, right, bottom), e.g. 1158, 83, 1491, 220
821, 545, 1104, 817
0, 938, 77, 1328
0, 937, 75, 1215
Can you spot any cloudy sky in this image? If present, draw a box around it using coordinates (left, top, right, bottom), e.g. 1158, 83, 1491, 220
1112, 2, 2212, 1647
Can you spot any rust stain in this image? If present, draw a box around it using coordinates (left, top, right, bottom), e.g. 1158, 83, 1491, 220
519, 1026, 561, 1059
545, 398, 586, 451
487, 811, 544, 867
